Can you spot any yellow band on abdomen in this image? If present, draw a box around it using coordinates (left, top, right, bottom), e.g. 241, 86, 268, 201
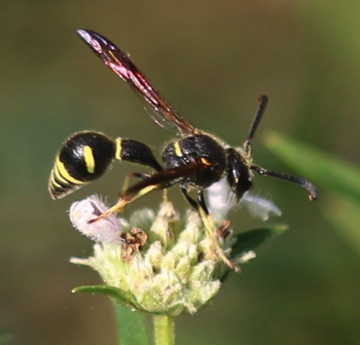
83, 145, 95, 173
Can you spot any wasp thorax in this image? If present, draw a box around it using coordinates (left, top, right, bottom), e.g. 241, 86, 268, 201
162, 134, 227, 188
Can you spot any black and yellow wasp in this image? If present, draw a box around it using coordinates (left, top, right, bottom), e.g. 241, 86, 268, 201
49, 30, 317, 268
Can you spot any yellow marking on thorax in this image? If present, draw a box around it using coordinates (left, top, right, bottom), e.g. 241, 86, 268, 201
83, 145, 95, 173
115, 138, 122, 160
173, 141, 183, 157
200, 157, 212, 166
55, 157, 85, 185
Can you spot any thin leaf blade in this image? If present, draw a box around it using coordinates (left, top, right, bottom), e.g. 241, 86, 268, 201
265, 132, 360, 203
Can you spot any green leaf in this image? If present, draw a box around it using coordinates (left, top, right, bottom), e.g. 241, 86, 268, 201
72, 285, 141, 309
266, 132, 360, 255
73, 285, 153, 345
265, 132, 360, 203
323, 195, 360, 256
231, 224, 287, 259
114, 304, 153, 345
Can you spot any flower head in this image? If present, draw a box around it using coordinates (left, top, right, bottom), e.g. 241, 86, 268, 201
70, 185, 283, 316
71, 196, 227, 315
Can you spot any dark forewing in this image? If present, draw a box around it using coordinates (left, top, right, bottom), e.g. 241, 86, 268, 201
77, 29, 196, 136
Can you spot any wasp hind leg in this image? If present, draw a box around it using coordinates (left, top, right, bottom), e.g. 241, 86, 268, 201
120, 171, 153, 194
88, 163, 202, 223
87, 175, 161, 224
199, 206, 240, 272
181, 186, 240, 272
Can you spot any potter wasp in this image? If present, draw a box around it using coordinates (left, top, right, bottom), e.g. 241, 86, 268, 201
49, 30, 317, 268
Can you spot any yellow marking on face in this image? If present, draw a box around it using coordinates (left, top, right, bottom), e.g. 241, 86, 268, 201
55, 157, 86, 185
83, 145, 95, 173
115, 138, 122, 160
174, 142, 183, 157
200, 157, 212, 166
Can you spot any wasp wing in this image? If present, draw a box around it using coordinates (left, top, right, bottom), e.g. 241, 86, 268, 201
88, 161, 207, 223
78, 29, 196, 136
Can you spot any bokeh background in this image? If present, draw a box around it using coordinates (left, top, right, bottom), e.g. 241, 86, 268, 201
1, 1, 359, 344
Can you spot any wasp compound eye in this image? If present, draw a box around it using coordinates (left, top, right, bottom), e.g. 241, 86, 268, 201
48, 131, 116, 199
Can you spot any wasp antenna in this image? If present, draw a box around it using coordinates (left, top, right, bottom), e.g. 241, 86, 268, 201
251, 165, 318, 201
244, 95, 268, 153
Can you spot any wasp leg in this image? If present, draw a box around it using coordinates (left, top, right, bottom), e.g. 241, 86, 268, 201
121, 172, 153, 194
180, 186, 199, 210
197, 190, 209, 215
181, 186, 239, 271
180, 187, 209, 215
197, 206, 240, 272
88, 163, 203, 223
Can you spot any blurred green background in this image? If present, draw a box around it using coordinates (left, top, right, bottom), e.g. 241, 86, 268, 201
1, 1, 359, 345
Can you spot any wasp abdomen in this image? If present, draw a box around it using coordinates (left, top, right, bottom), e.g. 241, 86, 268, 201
49, 131, 163, 200
117, 139, 162, 172
49, 131, 116, 199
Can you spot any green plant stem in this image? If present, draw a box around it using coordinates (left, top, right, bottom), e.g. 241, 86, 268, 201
153, 315, 175, 345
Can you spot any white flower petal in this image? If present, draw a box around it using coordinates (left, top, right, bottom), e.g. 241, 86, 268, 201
69, 195, 122, 243
240, 192, 282, 221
